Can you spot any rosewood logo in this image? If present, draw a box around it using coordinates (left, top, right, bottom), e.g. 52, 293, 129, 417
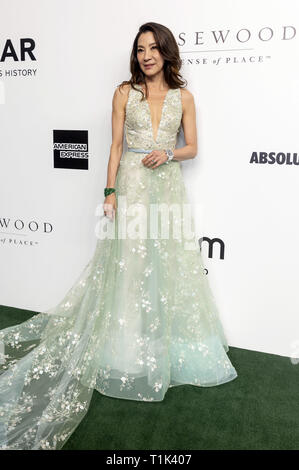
177, 25, 296, 65
53, 130, 89, 170
178, 25, 296, 47
0, 217, 53, 247
0, 218, 52, 232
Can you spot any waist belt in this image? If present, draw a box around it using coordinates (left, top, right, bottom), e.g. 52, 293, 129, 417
127, 147, 153, 154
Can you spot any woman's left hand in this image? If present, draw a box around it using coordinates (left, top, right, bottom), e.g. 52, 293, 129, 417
142, 150, 167, 169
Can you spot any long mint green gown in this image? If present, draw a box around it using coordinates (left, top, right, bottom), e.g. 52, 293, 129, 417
0, 83, 237, 450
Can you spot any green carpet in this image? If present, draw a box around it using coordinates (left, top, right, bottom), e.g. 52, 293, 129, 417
0, 305, 298, 450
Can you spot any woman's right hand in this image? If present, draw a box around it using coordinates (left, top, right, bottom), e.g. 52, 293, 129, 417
103, 193, 117, 219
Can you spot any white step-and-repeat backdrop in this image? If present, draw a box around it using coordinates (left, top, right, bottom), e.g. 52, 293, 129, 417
0, 0, 298, 359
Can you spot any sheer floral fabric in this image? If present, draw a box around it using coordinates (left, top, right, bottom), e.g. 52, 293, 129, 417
0, 83, 237, 450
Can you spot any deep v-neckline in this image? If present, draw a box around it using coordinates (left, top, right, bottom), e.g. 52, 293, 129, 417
138, 84, 171, 144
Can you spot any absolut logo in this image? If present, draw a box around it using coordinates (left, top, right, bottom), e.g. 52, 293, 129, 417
53, 130, 89, 170
250, 152, 299, 165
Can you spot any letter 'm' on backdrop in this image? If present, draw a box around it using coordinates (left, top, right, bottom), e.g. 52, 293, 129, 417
0, 0, 298, 358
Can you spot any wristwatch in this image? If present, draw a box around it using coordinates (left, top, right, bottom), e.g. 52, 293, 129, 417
164, 149, 174, 164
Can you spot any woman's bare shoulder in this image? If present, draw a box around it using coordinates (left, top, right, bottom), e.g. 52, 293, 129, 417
179, 87, 195, 112
180, 87, 194, 102
116, 83, 131, 95
112, 83, 131, 111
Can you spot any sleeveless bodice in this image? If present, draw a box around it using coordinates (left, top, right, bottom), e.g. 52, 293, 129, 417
124, 84, 183, 151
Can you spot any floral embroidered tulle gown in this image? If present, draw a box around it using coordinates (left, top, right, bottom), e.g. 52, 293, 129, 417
0, 83, 237, 450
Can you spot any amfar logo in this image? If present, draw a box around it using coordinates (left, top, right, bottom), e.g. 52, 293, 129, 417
53, 130, 89, 170
178, 25, 296, 46
250, 151, 299, 165
0, 38, 36, 62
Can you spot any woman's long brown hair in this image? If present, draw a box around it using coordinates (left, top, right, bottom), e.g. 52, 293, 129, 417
118, 22, 187, 100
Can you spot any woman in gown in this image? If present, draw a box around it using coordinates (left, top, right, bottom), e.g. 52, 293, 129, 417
0, 22, 237, 450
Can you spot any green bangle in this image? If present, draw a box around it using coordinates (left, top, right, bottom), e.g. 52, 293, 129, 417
104, 187, 116, 197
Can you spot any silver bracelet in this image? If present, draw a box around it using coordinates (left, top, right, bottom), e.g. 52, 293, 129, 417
164, 149, 174, 164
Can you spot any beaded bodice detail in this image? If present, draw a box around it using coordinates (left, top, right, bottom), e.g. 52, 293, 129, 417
124, 84, 183, 151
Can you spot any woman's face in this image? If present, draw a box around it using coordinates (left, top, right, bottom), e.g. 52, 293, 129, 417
137, 31, 164, 77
